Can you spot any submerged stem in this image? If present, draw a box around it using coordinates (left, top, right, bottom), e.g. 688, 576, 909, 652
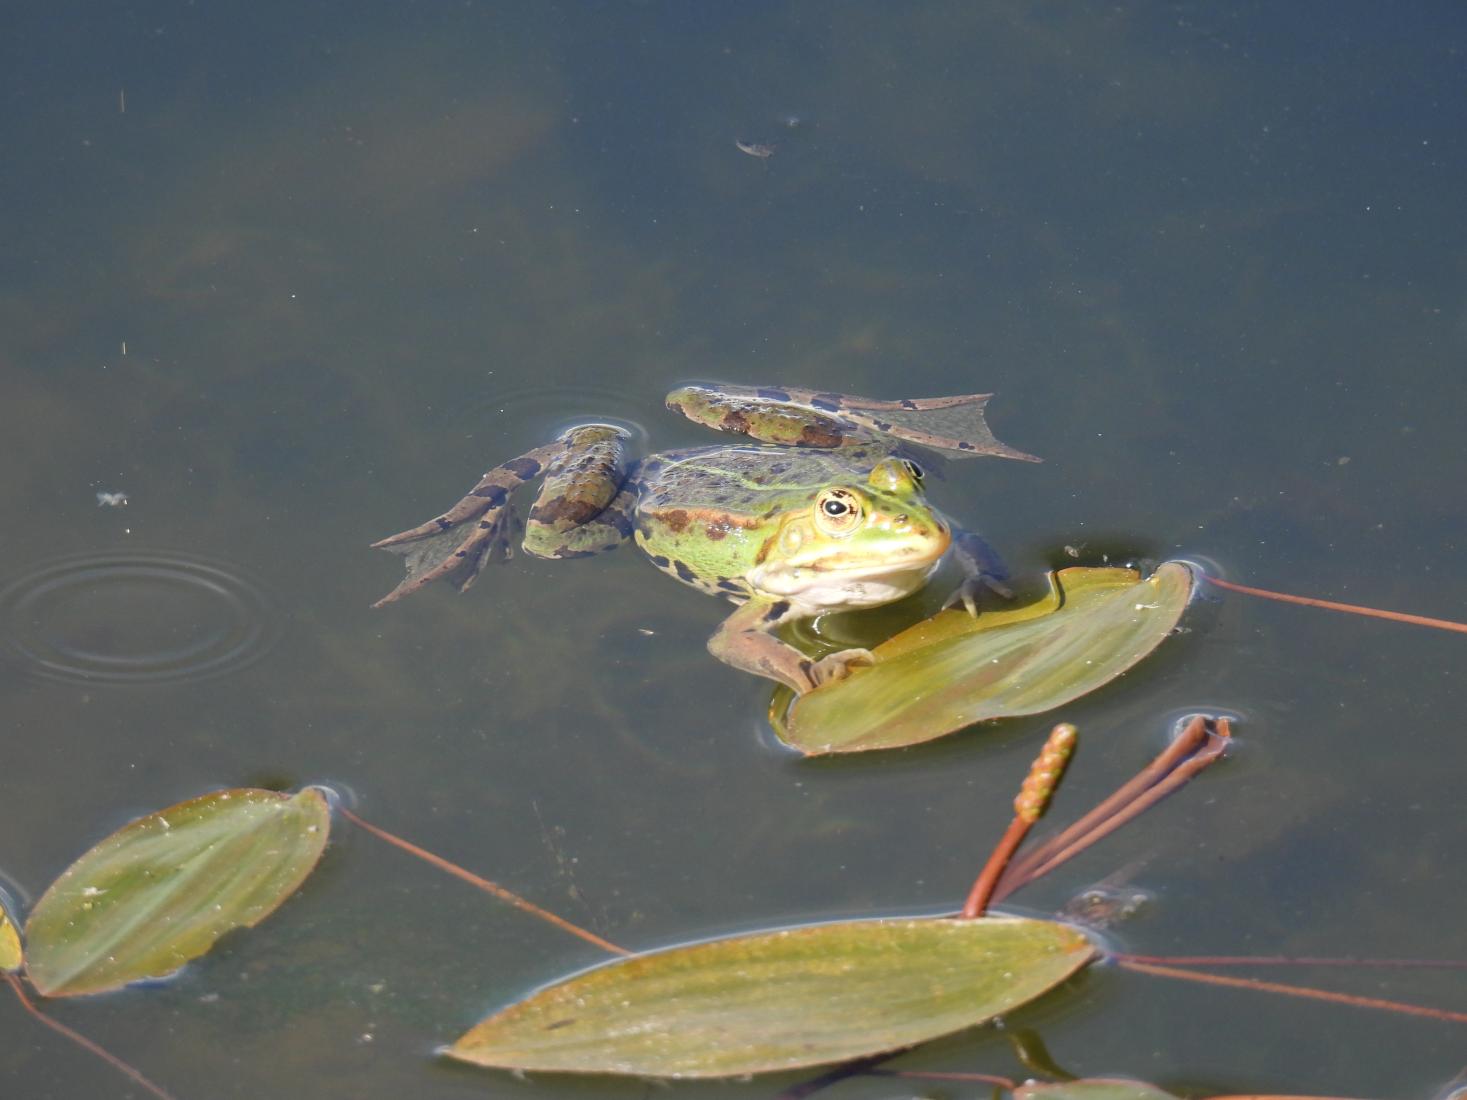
4, 971, 178, 1100
1204, 573, 1467, 635
1118, 952, 1467, 970
338, 805, 629, 956
1116, 957, 1467, 1024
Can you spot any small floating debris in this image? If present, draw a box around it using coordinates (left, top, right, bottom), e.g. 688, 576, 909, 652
96, 491, 129, 507
735, 140, 775, 159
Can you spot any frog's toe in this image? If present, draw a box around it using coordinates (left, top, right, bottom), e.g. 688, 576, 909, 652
942, 574, 1014, 616
805, 647, 876, 691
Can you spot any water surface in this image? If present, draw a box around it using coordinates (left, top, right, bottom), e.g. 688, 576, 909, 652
2, 4, 1464, 1097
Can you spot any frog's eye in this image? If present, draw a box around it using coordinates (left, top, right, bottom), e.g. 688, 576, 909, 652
902, 459, 925, 482
813, 488, 863, 536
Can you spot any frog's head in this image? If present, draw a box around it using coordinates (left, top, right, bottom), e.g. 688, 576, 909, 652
746, 457, 951, 613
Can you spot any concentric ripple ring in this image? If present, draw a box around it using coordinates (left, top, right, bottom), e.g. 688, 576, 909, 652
0, 550, 280, 684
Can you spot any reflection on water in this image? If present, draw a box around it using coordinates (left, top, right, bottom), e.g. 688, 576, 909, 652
0, 550, 279, 684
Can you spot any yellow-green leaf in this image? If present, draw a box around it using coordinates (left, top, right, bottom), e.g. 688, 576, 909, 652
773, 563, 1194, 754
24, 788, 330, 997
451, 915, 1096, 1078
1016, 1080, 1180, 1100
0, 896, 21, 972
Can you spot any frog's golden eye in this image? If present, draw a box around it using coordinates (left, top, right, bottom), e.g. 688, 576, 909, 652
813, 488, 863, 536
902, 459, 925, 482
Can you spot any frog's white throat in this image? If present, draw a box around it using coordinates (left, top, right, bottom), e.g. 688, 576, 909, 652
747, 557, 942, 616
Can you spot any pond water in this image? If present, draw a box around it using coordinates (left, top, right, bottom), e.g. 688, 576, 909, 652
2, 4, 1464, 1098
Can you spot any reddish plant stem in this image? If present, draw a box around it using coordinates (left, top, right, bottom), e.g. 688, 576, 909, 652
887, 1069, 1018, 1087
4, 971, 178, 1100
1116, 958, 1467, 1024
337, 805, 629, 956
1204, 573, 1467, 635
995, 724, 1228, 899
962, 723, 1077, 919
991, 716, 1228, 903
994, 715, 1208, 893
960, 817, 1033, 920
1119, 953, 1467, 970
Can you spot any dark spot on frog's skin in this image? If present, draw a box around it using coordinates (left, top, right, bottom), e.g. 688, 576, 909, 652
753, 535, 775, 565
648, 553, 671, 568
705, 523, 728, 540
873, 420, 892, 432
763, 600, 791, 622
662, 509, 691, 533
809, 393, 842, 412
900, 399, 919, 410
757, 387, 791, 402
530, 497, 601, 526
720, 409, 751, 434
799, 424, 844, 448
544, 1018, 576, 1031
673, 559, 698, 583
957, 441, 975, 451
473, 484, 509, 505
768, 460, 790, 475
716, 577, 743, 593
503, 456, 542, 479
435, 516, 453, 530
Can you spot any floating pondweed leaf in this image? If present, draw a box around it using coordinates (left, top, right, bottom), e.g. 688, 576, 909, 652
772, 563, 1194, 754
0, 896, 21, 972
450, 915, 1095, 1078
24, 788, 330, 997
1015, 1081, 1180, 1100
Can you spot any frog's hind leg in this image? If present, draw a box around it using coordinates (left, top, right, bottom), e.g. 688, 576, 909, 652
521, 426, 634, 560
707, 597, 875, 695
370, 440, 562, 607
524, 482, 637, 559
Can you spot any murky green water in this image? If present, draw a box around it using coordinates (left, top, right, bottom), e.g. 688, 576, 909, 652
2, 4, 1463, 1097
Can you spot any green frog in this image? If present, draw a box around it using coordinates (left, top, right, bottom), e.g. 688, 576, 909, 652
372, 384, 1038, 694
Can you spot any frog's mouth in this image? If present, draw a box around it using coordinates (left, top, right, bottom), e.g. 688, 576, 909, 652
748, 551, 946, 614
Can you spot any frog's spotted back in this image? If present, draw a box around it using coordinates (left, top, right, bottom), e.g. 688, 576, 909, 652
666, 383, 1041, 463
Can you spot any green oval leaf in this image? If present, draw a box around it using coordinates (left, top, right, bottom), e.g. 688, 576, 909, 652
1016, 1081, 1180, 1100
773, 563, 1194, 754
451, 915, 1096, 1078
0, 897, 21, 972
24, 788, 330, 997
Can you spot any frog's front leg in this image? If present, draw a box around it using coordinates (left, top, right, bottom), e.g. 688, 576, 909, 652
707, 597, 875, 695
942, 526, 1014, 615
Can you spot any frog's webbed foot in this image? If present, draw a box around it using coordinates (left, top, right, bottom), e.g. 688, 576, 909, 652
942, 527, 1013, 616
371, 502, 525, 607
804, 647, 876, 691
665, 383, 1041, 461
370, 441, 559, 608
707, 598, 876, 695
942, 574, 1014, 616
